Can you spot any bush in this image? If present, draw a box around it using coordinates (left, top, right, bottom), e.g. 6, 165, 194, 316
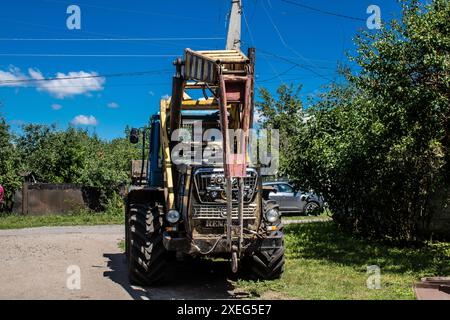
0, 118, 21, 210
7, 123, 140, 211
257, 0, 450, 240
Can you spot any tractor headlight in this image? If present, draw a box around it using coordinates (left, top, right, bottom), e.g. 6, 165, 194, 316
166, 210, 180, 224
265, 209, 280, 223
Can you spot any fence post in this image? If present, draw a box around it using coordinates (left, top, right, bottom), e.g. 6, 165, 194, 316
22, 182, 28, 215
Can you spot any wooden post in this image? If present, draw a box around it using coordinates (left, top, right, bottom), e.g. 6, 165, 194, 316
22, 182, 28, 215
226, 0, 242, 51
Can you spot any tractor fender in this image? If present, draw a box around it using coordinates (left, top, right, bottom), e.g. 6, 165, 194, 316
126, 187, 165, 206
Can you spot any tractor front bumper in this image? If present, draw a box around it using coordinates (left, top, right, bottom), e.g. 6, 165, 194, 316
162, 232, 283, 255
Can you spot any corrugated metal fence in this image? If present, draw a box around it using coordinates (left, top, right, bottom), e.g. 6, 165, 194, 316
12, 183, 101, 215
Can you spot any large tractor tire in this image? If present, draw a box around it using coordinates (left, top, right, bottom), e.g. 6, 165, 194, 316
124, 202, 130, 261
244, 233, 285, 280
127, 201, 167, 286
242, 202, 285, 280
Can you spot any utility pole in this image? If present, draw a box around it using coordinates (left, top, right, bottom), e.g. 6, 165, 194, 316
226, 0, 242, 50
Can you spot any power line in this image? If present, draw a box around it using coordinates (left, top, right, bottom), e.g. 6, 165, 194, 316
42, 0, 215, 23
260, 0, 331, 81
0, 17, 222, 51
242, 6, 286, 85
281, 0, 366, 22
0, 69, 171, 85
249, 0, 259, 25
259, 53, 335, 70
242, 1, 333, 84
257, 65, 297, 82
0, 81, 171, 89
256, 47, 334, 81
0, 37, 224, 42
0, 54, 178, 58
259, 52, 337, 65
257, 73, 337, 84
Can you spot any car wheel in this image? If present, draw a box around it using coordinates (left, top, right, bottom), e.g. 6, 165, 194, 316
304, 201, 321, 216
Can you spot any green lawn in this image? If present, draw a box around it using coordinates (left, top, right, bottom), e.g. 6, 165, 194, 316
118, 239, 126, 251
0, 211, 124, 229
282, 213, 331, 221
281, 208, 332, 222
237, 222, 450, 300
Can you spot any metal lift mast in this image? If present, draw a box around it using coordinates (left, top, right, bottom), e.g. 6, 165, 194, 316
162, 0, 255, 269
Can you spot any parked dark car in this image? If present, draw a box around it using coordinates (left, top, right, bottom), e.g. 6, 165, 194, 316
263, 182, 325, 215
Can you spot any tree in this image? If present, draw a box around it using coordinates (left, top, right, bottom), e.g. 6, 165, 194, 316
0, 116, 21, 211
258, 0, 450, 240
15, 124, 141, 209
257, 84, 306, 177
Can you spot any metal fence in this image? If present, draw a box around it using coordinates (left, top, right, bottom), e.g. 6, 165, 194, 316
12, 183, 101, 216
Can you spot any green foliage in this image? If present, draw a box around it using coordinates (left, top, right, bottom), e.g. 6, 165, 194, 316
257, 85, 306, 172
257, 0, 450, 240
16, 124, 89, 183
0, 117, 21, 209
0, 121, 140, 212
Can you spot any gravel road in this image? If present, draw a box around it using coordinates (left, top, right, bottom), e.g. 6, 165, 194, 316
0, 225, 243, 300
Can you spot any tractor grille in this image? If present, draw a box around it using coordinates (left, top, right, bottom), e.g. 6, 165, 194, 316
193, 204, 257, 220
193, 168, 258, 204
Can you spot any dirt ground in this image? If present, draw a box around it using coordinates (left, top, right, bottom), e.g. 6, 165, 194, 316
0, 225, 246, 300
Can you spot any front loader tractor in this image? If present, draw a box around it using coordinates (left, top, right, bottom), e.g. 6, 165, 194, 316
125, 48, 285, 285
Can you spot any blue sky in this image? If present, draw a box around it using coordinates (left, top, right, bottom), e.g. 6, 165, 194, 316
0, 0, 402, 140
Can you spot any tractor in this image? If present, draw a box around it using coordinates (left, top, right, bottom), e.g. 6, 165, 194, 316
124, 1, 285, 286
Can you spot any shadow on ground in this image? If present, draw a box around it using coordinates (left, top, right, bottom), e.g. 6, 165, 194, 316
103, 253, 246, 300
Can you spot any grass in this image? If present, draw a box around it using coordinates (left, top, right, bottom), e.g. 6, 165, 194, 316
0, 210, 124, 230
118, 239, 125, 251
237, 222, 450, 300
282, 211, 331, 221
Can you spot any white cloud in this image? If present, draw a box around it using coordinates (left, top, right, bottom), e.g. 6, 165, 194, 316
107, 102, 119, 109
0, 66, 27, 87
71, 115, 98, 126
29, 69, 105, 99
0, 66, 105, 98
51, 104, 63, 111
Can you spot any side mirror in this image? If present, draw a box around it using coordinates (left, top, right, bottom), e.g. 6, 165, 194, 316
130, 128, 140, 144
